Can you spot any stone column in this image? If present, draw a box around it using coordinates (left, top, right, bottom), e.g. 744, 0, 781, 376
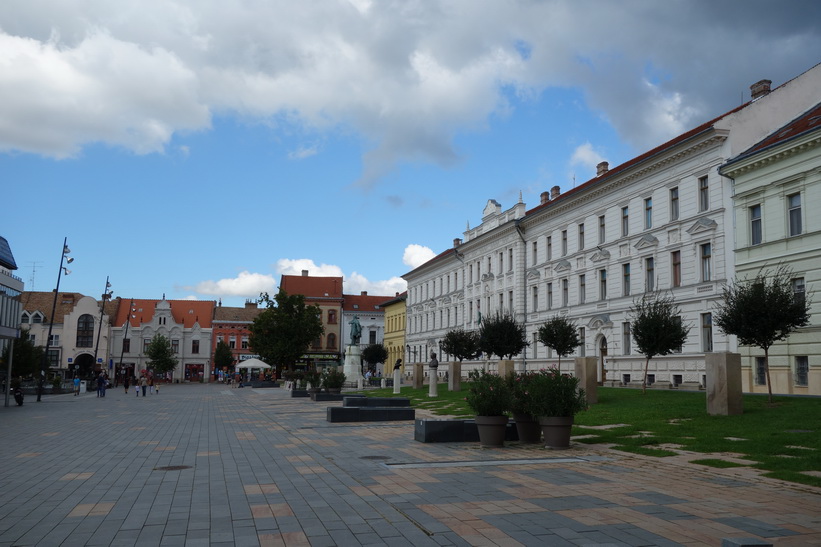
448, 362, 461, 391
706, 352, 743, 416
428, 364, 439, 398
574, 356, 598, 405
498, 360, 514, 378
412, 363, 424, 389
393, 368, 401, 394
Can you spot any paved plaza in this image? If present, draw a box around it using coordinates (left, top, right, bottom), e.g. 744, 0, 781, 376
0, 383, 819, 546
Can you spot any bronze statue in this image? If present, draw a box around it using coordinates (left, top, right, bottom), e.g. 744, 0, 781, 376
349, 316, 362, 345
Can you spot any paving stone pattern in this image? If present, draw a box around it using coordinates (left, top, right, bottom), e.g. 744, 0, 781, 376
0, 384, 819, 546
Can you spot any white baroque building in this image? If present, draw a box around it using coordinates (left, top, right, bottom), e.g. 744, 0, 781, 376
403, 65, 821, 390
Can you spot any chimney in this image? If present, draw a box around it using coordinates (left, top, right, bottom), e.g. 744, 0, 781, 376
551, 185, 561, 200
245, 301, 257, 309
301, 270, 309, 276
361, 291, 367, 296
453, 238, 462, 247
596, 161, 609, 176
540, 191, 550, 205
750, 79, 772, 100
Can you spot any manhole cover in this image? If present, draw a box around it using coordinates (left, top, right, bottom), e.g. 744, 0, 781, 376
360, 455, 390, 460
154, 465, 192, 471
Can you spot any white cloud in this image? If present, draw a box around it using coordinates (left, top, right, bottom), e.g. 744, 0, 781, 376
275, 258, 344, 278
288, 145, 318, 160
191, 270, 276, 296
402, 244, 436, 269
569, 142, 605, 181
1, 1, 819, 179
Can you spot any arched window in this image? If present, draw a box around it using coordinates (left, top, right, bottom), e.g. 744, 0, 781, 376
327, 333, 336, 349
77, 314, 95, 347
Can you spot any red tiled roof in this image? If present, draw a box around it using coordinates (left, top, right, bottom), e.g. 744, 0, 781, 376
213, 304, 264, 322
378, 291, 407, 308
113, 299, 215, 328
280, 275, 343, 300
343, 293, 394, 312
732, 101, 821, 160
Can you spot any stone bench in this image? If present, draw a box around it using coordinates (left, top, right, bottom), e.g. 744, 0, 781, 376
342, 396, 411, 408
414, 419, 520, 443
310, 392, 345, 402
290, 389, 309, 398
327, 406, 415, 422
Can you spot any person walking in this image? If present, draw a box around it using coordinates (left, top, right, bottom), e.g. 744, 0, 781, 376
148, 376, 154, 395
97, 372, 106, 397
140, 375, 148, 397
73, 376, 81, 396
123, 375, 130, 394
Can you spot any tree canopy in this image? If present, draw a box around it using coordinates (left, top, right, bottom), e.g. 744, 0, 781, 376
713, 265, 811, 401
249, 290, 324, 377
630, 294, 690, 393
441, 328, 482, 363
213, 339, 234, 371
144, 334, 179, 375
479, 312, 528, 360
362, 343, 388, 368
537, 315, 581, 372
0, 329, 44, 378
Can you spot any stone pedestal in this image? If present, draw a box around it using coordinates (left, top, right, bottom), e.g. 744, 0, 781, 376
393, 369, 401, 394
428, 367, 439, 398
343, 345, 363, 384
574, 357, 598, 405
706, 352, 743, 416
448, 362, 461, 392
498, 360, 514, 378
412, 363, 424, 389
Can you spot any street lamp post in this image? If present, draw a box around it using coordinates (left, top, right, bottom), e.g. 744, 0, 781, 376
117, 299, 135, 383
93, 276, 113, 376
38, 237, 73, 402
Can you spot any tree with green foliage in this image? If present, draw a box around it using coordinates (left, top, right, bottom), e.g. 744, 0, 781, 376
213, 339, 235, 375
630, 294, 690, 394
537, 315, 580, 373
479, 311, 528, 360
362, 343, 388, 375
713, 265, 812, 403
0, 329, 44, 378
249, 290, 324, 378
441, 328, 482, 364
144, 334, 179, 375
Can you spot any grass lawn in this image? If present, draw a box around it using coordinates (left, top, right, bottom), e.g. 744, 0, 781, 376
359, 384, 821, 488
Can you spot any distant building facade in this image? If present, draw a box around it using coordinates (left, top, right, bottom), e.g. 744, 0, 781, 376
280, 271, 344, 368
342, 291, 393, 374
379, 292, 407, 374
0, 237, 23, 375
211, 300, 264, 380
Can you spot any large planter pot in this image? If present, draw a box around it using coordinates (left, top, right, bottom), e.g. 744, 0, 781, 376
538, 416, 574, 449
327, 387, 342, 395
513, 413, 542, 444
475, 415, 509, 447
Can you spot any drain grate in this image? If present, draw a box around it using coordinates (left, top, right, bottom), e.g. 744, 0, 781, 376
154, 465, 192, 471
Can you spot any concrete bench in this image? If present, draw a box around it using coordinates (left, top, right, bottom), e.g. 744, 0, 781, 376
342, 396, 411, 408
327, 406, 415, 422
311, 392, 345, 402
290, 389, 309, 398
414, 419, 520, 443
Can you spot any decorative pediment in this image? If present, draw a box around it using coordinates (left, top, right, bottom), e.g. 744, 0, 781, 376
482, 199, 502, 219
424, 301, 437, 310
686, 217, 718, 235
633, 234, 659, 250
526, 268, 541, 280
590, 249, 611, 263
481, 272, 495, 282
553, 259, 572, 273
441, 296, 452, 305
587, 313, 612, 329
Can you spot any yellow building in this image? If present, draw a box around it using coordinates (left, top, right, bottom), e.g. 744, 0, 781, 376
379, 292, 407, 375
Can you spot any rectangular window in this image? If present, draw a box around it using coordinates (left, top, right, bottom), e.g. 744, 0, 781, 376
622, 322, 631, 355
672, 316, 683, 352
469, 264, 473, 283
192, 339, 200, 354
562, 278, 569, 307
532, 286, 538, 311
699, 176, 709, 211
670, 187, 679, 221
532, 241, 538, 266
750, 204, 762, 245
701, 313, 713, 352
621, 206, 629, 237
700, 243, 712, 282
579, 274, 586, 304
369, 330, 377, 345
547, 283, 553, 310
143, 339, 151, 352
599, 269, 607, 300
487, 257, 492, 273
788, 193, 802, 236
229, 338, 236, 349
499, 252, 504, 273
578, 327, 585, 357
793, 277, 806, 308
755, 357, 766, 385
509, 290, 514, 312
48, 348, 60, 367
645, 257, 655, 292
622, 263, 631, 296
561, 230, 568, 256
547, 236, 552, 260
172, 339, 180, 354
509, 248, 513, 271
578, 223, 585, 250
795, 356, 809, 386
671, 250, 681, 288
241, 337, 249, 350
123, 338, 131, 353
644, 197, 653, 229
598, 215, 606, 244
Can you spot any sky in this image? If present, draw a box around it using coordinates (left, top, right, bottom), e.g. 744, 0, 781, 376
2, 0, 820, 308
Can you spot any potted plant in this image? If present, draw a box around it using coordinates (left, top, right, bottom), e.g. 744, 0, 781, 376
304, 368, 322, 393
527, 368, 587, 449
321, 367, 346, 394
465, 369, 511, 447
507, 371, 541, 444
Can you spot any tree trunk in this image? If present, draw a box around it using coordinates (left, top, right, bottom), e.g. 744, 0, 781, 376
642, 356, 650, 395
764, 347, 773, 404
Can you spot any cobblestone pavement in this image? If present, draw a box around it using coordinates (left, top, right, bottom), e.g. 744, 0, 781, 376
0, 383, 819, 546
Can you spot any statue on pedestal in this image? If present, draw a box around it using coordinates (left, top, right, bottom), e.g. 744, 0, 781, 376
349, 316, 362, 345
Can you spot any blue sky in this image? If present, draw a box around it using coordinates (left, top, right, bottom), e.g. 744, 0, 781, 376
2, 1, 820, 307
